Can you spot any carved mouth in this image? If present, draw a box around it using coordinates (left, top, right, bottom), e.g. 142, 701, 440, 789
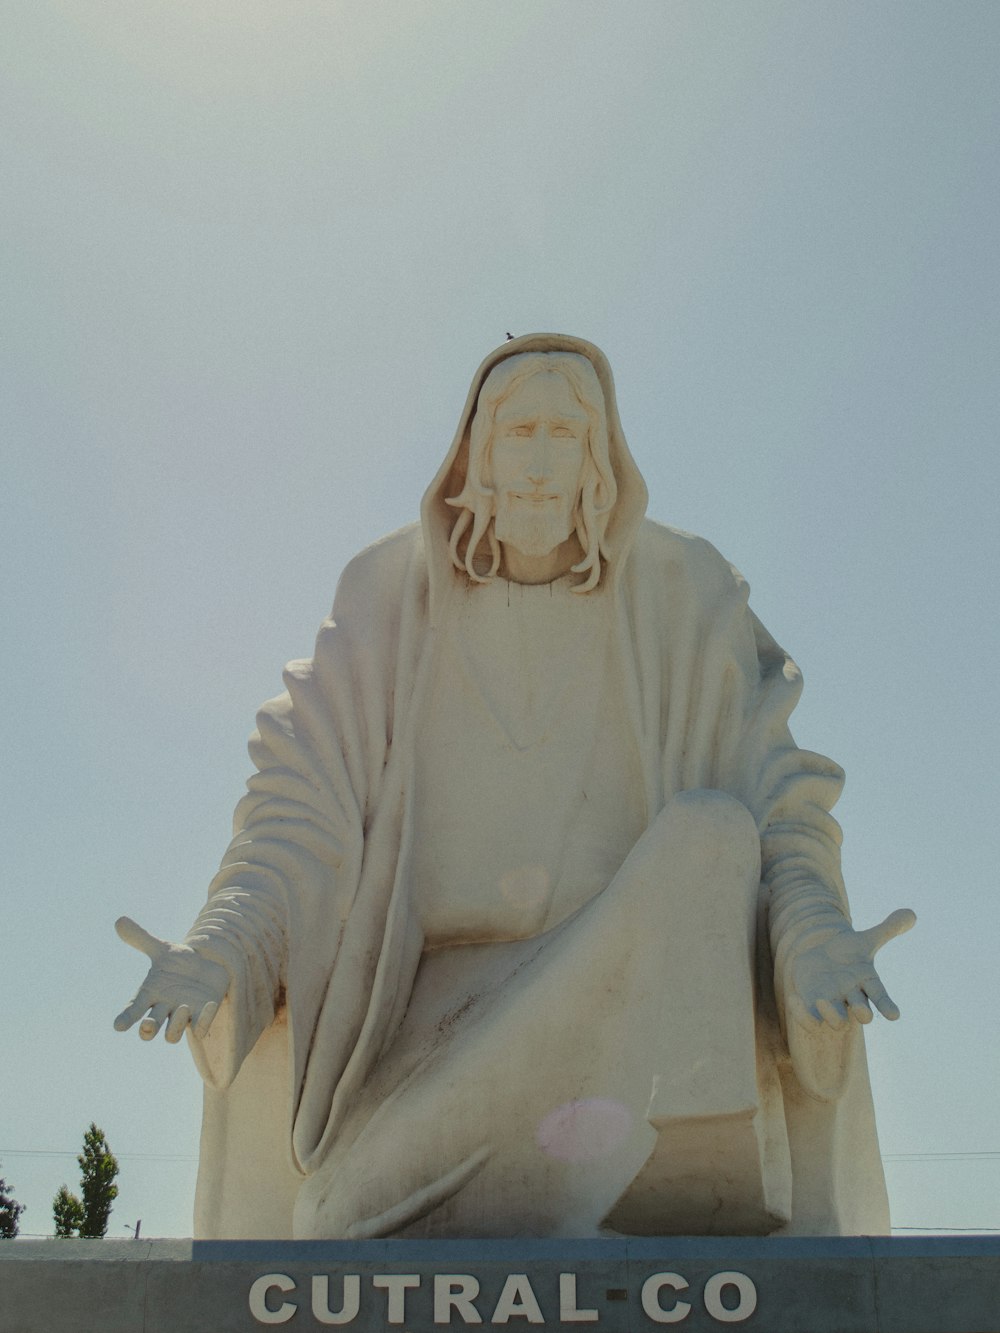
511, 493, 560, 504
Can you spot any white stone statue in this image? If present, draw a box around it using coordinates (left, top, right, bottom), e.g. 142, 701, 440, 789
115, 333, 914, 1240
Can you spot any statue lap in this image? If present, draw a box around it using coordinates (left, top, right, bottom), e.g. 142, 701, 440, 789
293, 791, 776, 1239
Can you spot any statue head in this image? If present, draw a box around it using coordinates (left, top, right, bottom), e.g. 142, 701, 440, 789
446, 352, 618, 591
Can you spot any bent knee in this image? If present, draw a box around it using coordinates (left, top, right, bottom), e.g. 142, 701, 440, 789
656, 791, 761, 887
665, 789, 758, 841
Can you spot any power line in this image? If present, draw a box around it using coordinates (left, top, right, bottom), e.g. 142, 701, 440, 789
0, 1149, 197, 1163
893, 1226, 1000, 1232
6, 1147, 1000, 1165
14, 1227, 1000, 1237
884, 1151, 1000, 1162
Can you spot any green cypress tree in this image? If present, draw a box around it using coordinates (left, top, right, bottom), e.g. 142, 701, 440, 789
52, 1124, 119, 1238
52, 1185, 84, 1238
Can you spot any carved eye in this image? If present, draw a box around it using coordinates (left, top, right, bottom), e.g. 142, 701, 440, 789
551, 426, 576, 438
510, 425, 534, 438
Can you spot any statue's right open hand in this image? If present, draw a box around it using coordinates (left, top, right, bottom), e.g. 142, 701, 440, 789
113, 916, 229, 1043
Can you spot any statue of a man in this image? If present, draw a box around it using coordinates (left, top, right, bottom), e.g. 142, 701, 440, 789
116, 334, 913, 1239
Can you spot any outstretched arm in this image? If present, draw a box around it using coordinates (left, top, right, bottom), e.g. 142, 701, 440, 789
113, 916, 229, 1044
775, 903, 916, 1100
785, 907, 916, 1030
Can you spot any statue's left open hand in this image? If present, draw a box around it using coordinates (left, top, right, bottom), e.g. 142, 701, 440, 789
786, 908, 916, 1030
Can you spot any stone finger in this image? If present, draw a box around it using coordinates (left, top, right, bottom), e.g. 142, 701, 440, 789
865, 977, 900, 1021
845, 988, 873, 1024
113, 998, 148, 1032
165, 1004, 193, 1044
193, 1000, 220, 1039
139, 1002, 170, 1041
860, 908, 917, 955
115, 916, 166, 960
786, 992, 821, 1029
816, 997, 848, 1029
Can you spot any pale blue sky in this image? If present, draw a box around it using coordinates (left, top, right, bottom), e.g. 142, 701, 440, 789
4, 1, 999, 1238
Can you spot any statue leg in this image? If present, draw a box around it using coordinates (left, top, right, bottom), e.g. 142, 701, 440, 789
602, 791, 791, 1234
294, 790, 786, 1239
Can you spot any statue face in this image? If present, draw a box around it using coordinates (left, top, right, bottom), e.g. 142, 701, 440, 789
490, 372, 589, 566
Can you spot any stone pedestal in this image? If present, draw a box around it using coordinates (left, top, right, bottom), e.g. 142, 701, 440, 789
1, 1236, 997, 1333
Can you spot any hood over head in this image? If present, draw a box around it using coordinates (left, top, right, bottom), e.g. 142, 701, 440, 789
421, 333, 649, 622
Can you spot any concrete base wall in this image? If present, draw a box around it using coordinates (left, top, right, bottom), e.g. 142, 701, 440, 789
1, 1236, 998, 1333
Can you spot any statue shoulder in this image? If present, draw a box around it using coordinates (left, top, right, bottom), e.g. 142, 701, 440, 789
332, 522, 425, 615
634, 518, 749, 602
265, 524, 426, 724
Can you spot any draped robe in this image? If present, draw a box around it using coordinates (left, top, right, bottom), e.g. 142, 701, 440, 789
186, 334, 889, 1239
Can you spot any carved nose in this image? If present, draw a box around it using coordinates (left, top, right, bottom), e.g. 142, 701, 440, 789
526, 437, 552, 483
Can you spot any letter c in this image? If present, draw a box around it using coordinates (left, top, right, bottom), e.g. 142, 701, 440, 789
249, 1273, 298, 1324
640, 1273, 691, 1323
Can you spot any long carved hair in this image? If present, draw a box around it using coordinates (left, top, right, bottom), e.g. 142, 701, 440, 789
445, 352, 618, 592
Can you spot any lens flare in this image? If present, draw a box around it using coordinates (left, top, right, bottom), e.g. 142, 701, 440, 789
536, 1098, 633, 1163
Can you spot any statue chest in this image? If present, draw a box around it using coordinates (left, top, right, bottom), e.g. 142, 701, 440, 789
411, 579, 645, 946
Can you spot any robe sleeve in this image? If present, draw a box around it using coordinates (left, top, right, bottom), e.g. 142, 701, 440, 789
740, 610, 861, 1101
185, 650, 368, 1089
187, 536, 409, 1090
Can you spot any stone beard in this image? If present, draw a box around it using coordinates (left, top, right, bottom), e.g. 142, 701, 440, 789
115, 333, 913, 1242
495, 493, 571, 560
